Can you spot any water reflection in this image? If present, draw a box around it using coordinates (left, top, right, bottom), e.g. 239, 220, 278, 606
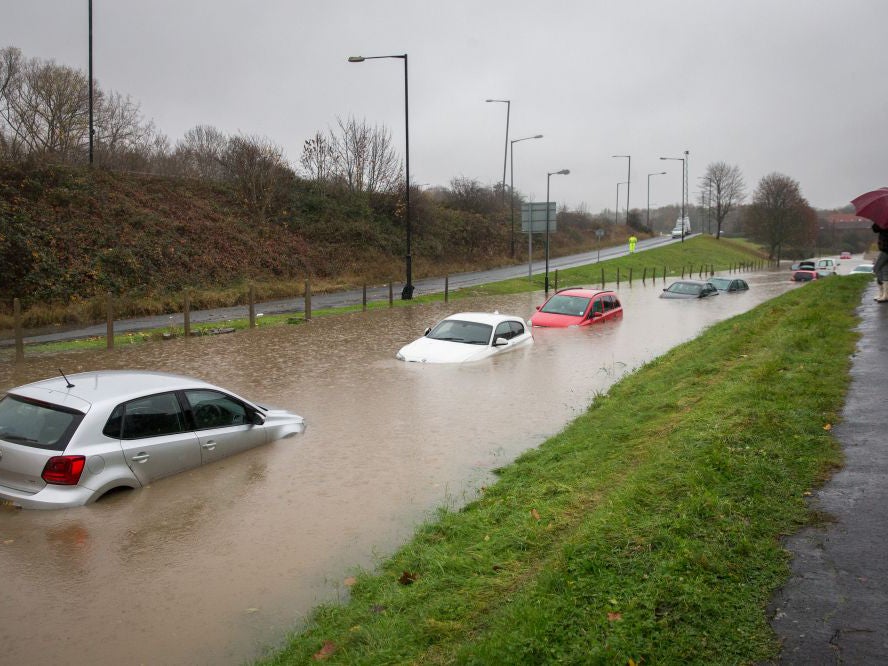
0, 271, 796, 665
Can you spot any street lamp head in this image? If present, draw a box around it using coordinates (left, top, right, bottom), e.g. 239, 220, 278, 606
347, 56, 365, 62
557, 169, 570, 175
533, 134, 543, 138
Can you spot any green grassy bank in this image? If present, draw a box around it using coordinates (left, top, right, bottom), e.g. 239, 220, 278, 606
262, 275, 867, 665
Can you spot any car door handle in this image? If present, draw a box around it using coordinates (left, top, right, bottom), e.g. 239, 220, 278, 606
201, 440, 217, 451
131, 453, 150, 463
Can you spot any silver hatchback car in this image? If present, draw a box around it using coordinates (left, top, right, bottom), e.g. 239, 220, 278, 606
0, 370, 306, 509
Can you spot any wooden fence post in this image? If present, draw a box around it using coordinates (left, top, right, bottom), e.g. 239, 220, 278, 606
554, 269, 559, 292
600, 267, 605, 289
13, 298, 24, 362
389, 281, 393, 307
642, 267, 647, 284
617, 267, 621, 287
184, 290, 191, 338
628, 267, 633, 286
106, 291, 114, 350
249, 284, 256, 328
444, 275, 449, 303
362, 284, 367, 311
304, 279, 312, 321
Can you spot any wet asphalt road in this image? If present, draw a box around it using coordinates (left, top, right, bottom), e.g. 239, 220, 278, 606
768, 280, 888, 663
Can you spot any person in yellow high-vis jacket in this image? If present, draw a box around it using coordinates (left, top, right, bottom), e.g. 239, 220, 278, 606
628, 235, 637, 253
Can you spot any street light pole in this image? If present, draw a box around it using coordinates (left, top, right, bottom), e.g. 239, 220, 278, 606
88, 0, 93, 165
647, 171, 666, 229
509, 134, 543, 258
486, 99, 510, 204
348, 53, 413, 299
545, 169, 570, 294
612, 155, 630, 224
660, 155, 686, 242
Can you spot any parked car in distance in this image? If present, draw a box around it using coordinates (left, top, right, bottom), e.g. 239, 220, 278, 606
816, 258, 838, 272
660, 280, 720, 299
529, 287, 623, 328
849, 263, 874, 275
791, 260, 817, 271
791, 269, 819, 282
0, 371, 306, 509
840, 251, 852, 260
707, 276, 750, 292
396, 312, 533, 363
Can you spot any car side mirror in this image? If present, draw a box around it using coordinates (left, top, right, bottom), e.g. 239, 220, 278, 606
535, 305, 541, 311
493, 336, 509, 347
423, 327, 431, 336
251, 411, 266, 426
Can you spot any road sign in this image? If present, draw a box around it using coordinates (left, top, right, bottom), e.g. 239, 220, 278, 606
521, 202, 557, 233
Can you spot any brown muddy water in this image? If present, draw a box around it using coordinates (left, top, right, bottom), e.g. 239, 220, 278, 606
0, 272, 796, 665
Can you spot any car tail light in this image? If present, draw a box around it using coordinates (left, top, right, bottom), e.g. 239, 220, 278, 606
42, 456, 86, 485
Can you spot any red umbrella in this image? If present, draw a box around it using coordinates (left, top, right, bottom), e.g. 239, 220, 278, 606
852, 187, 888, 229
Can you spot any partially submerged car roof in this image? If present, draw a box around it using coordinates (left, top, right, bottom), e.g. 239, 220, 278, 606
550, 287, 614, 298
8, 370, 220, 410
441, 312, 526, 326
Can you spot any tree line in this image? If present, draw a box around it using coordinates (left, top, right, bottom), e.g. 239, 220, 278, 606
1, 45, 833, 259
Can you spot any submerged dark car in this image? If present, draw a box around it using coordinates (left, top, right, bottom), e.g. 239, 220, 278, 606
707, 277, 749, 292
660, 280, 720, 299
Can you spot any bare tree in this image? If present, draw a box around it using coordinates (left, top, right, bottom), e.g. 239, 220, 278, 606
173, 124, 228, 179
745, 172, 815, 260
0, 49, 89, 161
222, 133, 293, 223
301, 116, 402, 193
0, 46, 164, 167
444, 176, 500, 214
698, 162, 745, 239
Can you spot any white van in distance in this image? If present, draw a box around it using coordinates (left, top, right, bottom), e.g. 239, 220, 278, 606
671, 217, 691, 238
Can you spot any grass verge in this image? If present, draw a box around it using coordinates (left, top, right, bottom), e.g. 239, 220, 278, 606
260, 275, 866, 665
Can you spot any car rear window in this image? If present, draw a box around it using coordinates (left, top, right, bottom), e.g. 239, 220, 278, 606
0, 394, 84, 451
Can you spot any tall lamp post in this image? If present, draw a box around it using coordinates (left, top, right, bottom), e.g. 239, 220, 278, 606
486, 99, 510, 203
509, 134, 543, 258
348, 53, 414, 299
612, 155, 630, 224
660, 154, 686, 242
615, 181, 628, 225
88, 0, 93, 165
647, 171, 666, 229
545, 169, 570, 293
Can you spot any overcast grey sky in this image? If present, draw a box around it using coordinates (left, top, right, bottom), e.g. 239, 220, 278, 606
3, 0, 886, 214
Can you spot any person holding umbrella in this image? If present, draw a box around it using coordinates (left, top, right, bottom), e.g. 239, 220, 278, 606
851, 188, 888, 301
871, 223, 888, 302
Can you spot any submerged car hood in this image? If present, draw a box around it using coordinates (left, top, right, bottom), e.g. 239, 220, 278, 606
397, 337, 491, 363
530, 311, 583, 327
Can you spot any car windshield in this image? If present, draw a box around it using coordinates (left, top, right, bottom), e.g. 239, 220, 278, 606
539, 294, 591, 316
707, 277, 731, 290
0, 395, 83, 451
666, 282, 702, 295
428, 319, 493, 345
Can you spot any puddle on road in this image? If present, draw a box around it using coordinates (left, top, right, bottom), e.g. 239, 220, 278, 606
0, 271, 797, 665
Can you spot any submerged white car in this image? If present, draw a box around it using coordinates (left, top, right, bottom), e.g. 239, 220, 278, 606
396, 312, 533, 363
0, 370, 306, 509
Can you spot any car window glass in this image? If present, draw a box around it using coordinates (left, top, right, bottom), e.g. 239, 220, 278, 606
0, 395, 82, 451
591, 299, 604, 314
509, 321, 525, 337
427, 320, 492, 345
186, 390, 248, 429
121, 392, 186, 440
494, 322, 513, 340
540, 294, 590, 316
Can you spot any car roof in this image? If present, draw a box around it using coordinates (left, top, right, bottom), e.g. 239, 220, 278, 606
550, 287, 615, 298
442, 312, 526, 326
669, 280, 709, 286
7, 370, 220, 411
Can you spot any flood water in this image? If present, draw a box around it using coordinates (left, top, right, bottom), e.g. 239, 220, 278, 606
0, 271, 797, 665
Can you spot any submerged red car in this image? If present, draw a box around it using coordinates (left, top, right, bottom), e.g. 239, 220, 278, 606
529, 287, 623, 328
